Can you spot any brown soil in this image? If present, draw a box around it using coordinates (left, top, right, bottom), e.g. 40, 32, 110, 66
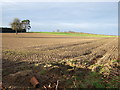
2, 33, 119, 89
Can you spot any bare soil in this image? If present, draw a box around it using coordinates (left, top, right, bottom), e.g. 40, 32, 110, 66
2, 33, 120, 89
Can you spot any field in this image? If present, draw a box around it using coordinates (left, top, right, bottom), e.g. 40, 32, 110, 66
2, 33, 120, 89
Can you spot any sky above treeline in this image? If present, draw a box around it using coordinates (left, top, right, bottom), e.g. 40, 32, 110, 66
2, 2, 118, 35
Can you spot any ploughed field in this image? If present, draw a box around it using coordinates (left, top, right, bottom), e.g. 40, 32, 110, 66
2, 33, 120, 89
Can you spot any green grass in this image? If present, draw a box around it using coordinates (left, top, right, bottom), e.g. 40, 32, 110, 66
29, 32, 117, 37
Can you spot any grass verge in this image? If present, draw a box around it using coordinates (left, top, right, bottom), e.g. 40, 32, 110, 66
29, 32, 117, 37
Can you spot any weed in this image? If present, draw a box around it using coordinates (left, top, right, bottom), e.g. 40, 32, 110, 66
39, 70, 46, 75
111, 60, 118, 63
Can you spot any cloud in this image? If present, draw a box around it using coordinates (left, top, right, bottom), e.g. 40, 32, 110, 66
0, 0, 119, 2
30, 22, 117, 35
31, 22, 117, 30
1, 2, 117, 35
55, 22, 117, 29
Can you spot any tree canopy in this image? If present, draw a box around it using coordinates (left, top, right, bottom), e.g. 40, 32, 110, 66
21, 19, 31, 32
10, 18, 31, 34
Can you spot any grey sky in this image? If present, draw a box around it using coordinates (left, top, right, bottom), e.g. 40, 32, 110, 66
1, 2, 118, 35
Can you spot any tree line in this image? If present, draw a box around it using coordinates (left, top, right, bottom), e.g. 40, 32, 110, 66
10, 18, 31, 34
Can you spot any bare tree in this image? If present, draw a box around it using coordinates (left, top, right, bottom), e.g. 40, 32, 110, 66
10, 18, 22, 34
10, 18, 31, 34
56, 29, 60, 32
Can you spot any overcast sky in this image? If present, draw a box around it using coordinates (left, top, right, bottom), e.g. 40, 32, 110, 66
1, 2, 118, 35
